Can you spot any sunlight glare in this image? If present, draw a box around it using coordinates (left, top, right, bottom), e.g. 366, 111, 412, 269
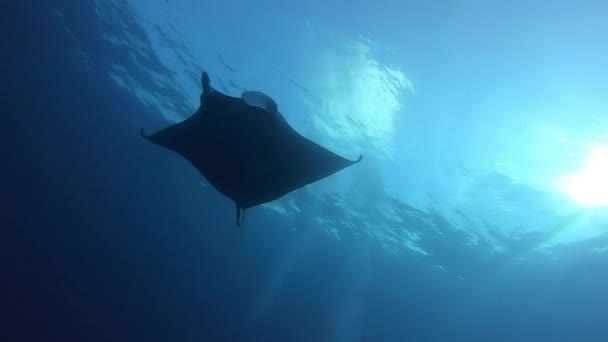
557, 144, 608, 206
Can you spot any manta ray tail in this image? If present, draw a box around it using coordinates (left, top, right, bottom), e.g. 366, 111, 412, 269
235, 204, 246, 239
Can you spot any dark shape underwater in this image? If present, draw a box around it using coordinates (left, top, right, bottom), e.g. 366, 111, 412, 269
141, 71, 362, 226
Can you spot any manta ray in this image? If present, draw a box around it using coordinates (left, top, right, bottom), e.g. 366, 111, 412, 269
141, 71, 362, 227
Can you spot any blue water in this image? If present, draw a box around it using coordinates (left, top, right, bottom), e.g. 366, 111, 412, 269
3, 1, 608, 341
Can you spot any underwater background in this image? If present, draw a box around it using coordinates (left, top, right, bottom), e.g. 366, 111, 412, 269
3, 0, 608, 341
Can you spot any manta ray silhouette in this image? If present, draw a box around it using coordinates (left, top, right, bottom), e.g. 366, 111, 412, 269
141, 71, 362, 227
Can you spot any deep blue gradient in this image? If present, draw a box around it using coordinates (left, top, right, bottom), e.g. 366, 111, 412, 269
3, 1, 607, 341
